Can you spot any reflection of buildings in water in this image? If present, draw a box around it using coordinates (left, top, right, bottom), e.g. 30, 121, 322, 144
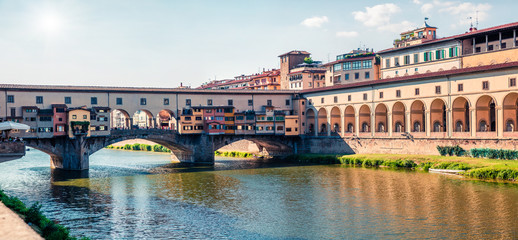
50, 169, 113, 217
330, 168, 518, 239
150, 171, 243, 213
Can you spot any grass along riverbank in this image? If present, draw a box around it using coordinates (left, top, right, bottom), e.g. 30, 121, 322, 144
214, 151, 256, 158
0, 189, 88, 240
105, 143, 171, 153
284, 154, 518, 182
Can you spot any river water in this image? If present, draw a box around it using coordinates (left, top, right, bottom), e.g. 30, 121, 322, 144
0, 148, 517, 239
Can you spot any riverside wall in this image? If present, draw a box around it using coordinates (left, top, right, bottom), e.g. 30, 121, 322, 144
301, 137, 518, 155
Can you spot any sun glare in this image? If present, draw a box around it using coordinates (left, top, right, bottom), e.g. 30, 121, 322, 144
37, 12, 64, 35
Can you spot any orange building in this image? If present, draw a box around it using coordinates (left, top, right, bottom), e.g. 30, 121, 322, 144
248, 69, 281, 90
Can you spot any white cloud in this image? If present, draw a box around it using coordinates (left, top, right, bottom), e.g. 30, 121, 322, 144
413, 0, 422, 4
352, 3, 401, 27
352, 3, 414, 32
421, 3, 434, 14
336, 31, 359, 38
385, 21, 416, 33
439, 2, 492, 27
300, 16, 329, 28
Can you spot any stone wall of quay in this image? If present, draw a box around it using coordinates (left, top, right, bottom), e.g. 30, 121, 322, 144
302, 137, 518, 155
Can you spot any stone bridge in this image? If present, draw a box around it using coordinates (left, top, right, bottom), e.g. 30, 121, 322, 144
24, 129, 301, 170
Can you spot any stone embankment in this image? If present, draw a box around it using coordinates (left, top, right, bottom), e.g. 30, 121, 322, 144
0, 202, 42, 240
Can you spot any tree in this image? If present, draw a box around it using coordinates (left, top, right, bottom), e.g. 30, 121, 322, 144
304, 57, 313, 64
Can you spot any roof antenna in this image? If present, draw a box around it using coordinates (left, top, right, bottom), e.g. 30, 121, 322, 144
468, 16, 474, 31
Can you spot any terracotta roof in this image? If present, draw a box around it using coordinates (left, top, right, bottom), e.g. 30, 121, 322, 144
278, 50, 311, 57
0, 84, 296, 95
301, 61, 518, 94
288, 69, 326, 75
378, 21, 518, 54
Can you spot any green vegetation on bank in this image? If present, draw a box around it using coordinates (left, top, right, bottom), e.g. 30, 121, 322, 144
214, 151, 255, 158
437, 145, 518, 160
105, 143, 171, 153
0, 189, 88, 240
283, 153, 518, 182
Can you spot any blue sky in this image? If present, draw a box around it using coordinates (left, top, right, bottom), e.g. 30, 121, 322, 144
0, 0, 516, 88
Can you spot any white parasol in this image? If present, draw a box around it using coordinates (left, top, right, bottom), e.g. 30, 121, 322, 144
0, 121, 30, 131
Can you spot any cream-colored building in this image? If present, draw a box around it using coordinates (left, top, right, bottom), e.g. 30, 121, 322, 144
302, 60, 518, 139
378, 21, 461, 79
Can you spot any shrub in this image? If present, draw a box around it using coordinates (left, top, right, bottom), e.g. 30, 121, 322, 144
470, 148, 518, 160
123, 144, 132, 150
437, 145, 465, 156
0, 189, 84, 239
153, 145, 163, 152
131, 143, 141, 150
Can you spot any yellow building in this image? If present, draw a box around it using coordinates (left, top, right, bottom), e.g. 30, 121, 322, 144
68, 107, 91, 138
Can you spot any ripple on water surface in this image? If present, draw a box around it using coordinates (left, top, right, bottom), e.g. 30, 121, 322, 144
0, 148, 517, 239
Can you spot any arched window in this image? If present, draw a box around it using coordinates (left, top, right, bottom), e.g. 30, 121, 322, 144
395, 122, 403, 132
479, 120, 488, 132
333, 123, 339, 132
309, 124, 314, 133
433, 121, 442, 132
320, 124, 327, 133
378, 123, 385, 132
455, 121, 464, 132
362, 122, 369, 132
506, 120, 515, 132
413, 121, 421, 132
347, 123, 354, 133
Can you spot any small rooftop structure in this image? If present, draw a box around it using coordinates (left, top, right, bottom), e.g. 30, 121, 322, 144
394, 19, 437, 48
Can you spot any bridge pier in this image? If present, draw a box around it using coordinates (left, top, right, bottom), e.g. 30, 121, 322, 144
170, 134, 215, 164
50, 137, 89, 170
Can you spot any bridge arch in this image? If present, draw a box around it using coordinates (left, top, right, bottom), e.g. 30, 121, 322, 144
212, 135, 294, 157
157, 109, 177, 130
392, 102, 406, 133
111, 109, 131, 129
133, 109, 155, 129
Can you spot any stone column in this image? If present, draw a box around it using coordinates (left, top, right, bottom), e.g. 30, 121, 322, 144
327, 114, 331, 137
470, 108, 477, 137
497, 106, 504, 138
425, 110, 431, 137
340, 109, 345, 137
314, 114, 318, 137
405, 111, 411, 133
355, 111, 360, 136
388, 112, 393, 137
447, 108, 453, 137
370, 112, 375, 137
